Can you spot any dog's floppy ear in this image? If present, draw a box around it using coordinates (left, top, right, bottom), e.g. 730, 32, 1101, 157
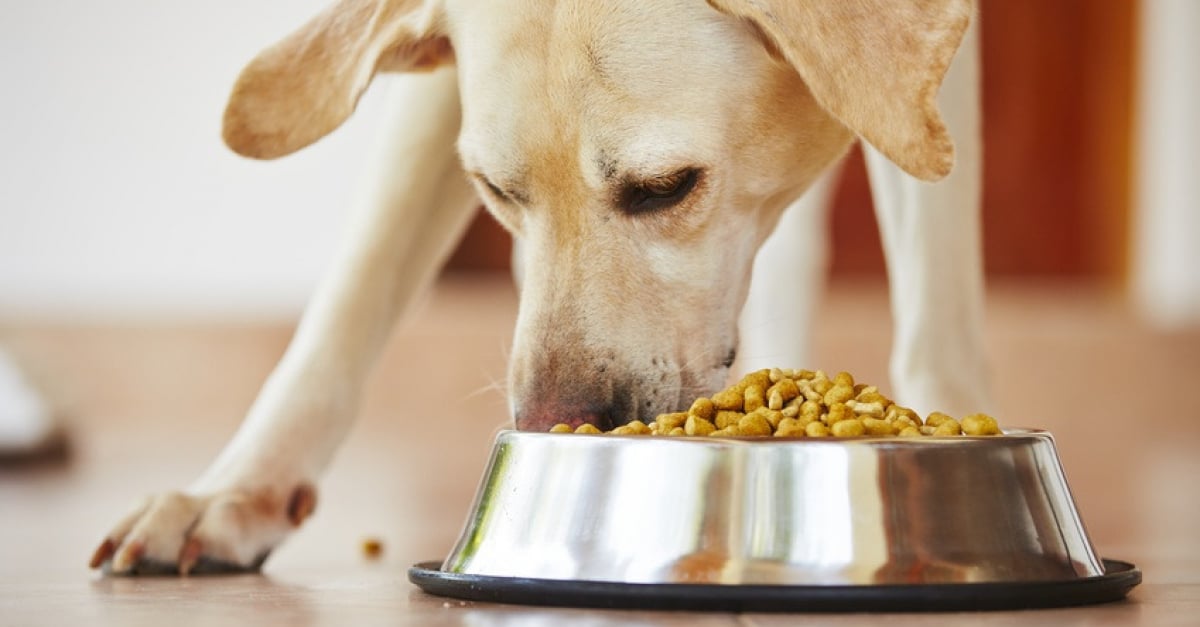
223, 0, 451, 159
709, 0, 971, 181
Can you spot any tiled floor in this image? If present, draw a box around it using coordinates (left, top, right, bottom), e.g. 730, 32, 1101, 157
1, 276, 1197, 625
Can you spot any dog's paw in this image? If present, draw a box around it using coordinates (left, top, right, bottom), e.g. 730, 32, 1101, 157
88, 483, 316, 576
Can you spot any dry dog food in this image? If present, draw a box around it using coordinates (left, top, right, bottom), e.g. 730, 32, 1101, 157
549, 368, 1003, 438
361, 537, 384, 559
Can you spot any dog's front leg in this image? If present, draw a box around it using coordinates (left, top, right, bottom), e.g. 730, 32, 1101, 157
90, 68, 478, 575
864, 22, 991, 417
737, 169, 840, 375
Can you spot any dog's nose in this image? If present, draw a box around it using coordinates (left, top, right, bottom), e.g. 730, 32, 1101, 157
513, 404, 615, 433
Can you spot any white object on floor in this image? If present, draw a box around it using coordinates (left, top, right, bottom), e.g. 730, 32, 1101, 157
0, 347, 55, 452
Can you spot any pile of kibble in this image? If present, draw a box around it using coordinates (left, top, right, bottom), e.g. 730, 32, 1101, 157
550, 368, 1001, 438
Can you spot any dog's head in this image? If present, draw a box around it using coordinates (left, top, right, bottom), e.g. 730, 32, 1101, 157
224, 0, 971, 431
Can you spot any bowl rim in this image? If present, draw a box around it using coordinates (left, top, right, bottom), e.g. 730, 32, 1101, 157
500, 427, 1050, 444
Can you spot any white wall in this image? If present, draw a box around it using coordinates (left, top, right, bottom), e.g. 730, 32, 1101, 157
0, 1, 391, 319
1132, 0, 1200, 329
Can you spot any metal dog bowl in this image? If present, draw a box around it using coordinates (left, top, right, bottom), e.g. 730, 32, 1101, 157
410, 430, 1139, 611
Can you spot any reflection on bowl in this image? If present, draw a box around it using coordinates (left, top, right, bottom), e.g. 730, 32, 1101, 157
442, 430, 1103, 585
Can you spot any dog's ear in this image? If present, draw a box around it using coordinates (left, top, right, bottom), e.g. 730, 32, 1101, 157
709, 0, 971, 181
223, 0, 451, 159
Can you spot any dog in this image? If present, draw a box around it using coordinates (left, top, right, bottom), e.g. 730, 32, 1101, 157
89, 0, 989, 575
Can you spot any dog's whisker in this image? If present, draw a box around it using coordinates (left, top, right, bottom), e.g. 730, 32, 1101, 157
461, 369, 508, 402
676, 349, 723, 371
459, 380, 504, 403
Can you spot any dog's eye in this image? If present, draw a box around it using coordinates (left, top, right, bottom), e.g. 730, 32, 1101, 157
623, 168, 700, 215
485, 180, 508, 201
476, 175, 512, 203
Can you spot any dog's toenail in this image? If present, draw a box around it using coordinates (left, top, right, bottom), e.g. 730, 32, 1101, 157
113, 541, 144, 573
286, 484, 317, 526
178, 537, 203, 576
89, 538, 115, 569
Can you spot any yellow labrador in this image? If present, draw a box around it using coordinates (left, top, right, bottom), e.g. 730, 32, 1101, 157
91, 0, 987, 575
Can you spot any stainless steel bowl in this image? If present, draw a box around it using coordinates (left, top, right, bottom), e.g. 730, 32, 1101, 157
442, 429, 1104, 586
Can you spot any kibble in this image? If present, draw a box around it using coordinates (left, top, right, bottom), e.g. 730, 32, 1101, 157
933, 419, 963, 436
805, 421, 831, 437
657, 412, 688, 430
962, 413, 1002, 436
830, 418, 866, 437
738, 412, 773, 436
862, 417, 895, 436
689, 398, 715, 420
548, 368, 1004, 439
685, 414, 715, 436
361, 537, 384, 560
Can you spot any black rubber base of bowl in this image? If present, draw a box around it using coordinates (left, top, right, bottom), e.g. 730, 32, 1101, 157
409, 558, 1140, 612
